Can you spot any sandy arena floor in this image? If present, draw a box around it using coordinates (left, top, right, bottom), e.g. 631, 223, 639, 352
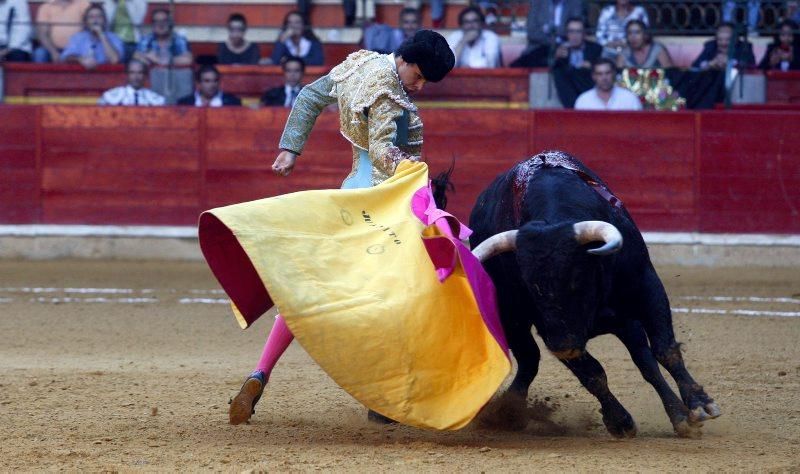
0, 260, 798, 471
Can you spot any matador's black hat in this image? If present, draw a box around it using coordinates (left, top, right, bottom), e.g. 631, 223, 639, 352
396, 30, 455, 83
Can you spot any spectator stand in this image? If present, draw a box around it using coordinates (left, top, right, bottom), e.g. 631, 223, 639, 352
2, 0, 798, 108
584, 0, 788, 36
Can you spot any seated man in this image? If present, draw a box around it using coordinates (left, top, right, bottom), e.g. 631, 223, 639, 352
60, 4, 124, 69
99, 58, 165, 106
177, 64, 241, 107
134, 8, 193, 67
551, 17, 602, 108
525, 0, 585, 56
447, 6, 501, 68
553, 17, 601, 70
575, 58, 642, 111
0, 0, 33, 62
363, 7, 420, 55
692, 22, 755, 70
33, 0, 91, 62
260, 56, 305, 108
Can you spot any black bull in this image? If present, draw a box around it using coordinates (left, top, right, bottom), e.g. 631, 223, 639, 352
467, 151, 720, 438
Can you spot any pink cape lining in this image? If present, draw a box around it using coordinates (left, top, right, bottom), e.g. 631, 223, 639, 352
412, 184, 510, 356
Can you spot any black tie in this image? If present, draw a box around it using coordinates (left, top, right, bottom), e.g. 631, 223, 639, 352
134, 90, 139, 105
289, 88, 298, 107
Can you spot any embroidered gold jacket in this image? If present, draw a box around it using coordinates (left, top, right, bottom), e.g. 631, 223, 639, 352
278, 50, 423, 186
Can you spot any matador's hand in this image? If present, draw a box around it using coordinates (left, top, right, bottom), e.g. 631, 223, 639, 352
272, 150, 297, 176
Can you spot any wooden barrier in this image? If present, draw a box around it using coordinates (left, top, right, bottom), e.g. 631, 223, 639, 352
766, 71, 800, 103
2, 64, 532, 104
698, 111, 800, 233
1, 105, 799, 233
0, 107, 39, 223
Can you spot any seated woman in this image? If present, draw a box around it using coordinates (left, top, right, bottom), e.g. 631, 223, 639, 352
217, 13, 260, 65
595, 0, 650, 57
759, 20, 800, 71
265, 11, 324, 66
614, 19, 672, 69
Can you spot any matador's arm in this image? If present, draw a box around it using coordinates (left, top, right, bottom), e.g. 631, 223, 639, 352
278, 74, 337, 155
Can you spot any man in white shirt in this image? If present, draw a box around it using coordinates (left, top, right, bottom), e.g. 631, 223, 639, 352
99, 58, 165, 105
0, 0, 33, 61
574, 58, 642, 111
447, 7, 501, 68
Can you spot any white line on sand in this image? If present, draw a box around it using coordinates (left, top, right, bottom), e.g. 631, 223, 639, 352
178, 298, 231, 304
672, 307, 800, 317
30, 297, 159, 304
679, 295, 800, 304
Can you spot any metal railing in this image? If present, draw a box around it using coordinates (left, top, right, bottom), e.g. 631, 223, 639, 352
489, 0, 791, 36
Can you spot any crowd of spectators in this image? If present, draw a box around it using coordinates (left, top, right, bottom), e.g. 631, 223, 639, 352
1, 0, 799, 110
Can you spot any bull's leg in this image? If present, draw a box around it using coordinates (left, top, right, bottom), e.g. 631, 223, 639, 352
616, 321, 701, 438
486, 293, 541, 431
507, 324, 541, 397
636, 268, 721, 423
556, 349, 637, 438
654, 343, 720, 422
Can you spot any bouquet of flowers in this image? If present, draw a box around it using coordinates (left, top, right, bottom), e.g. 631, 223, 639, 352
619, 68, 686, 111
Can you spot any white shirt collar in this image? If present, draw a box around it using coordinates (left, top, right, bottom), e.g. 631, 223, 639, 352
195, 90, 223, 107
284, 83, 301, 107
387, 53, 398, 73
286, 37, 311, 58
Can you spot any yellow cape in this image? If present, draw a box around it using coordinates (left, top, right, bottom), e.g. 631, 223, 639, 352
199, 161, 510, 430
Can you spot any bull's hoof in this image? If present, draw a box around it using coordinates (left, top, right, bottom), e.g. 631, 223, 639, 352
602, 408, 637, 439
704, 401, 721, 418
367, 409, 398, 425
674, 418, 703, 439
682, 385, 721, 424
689, 400, 721, 421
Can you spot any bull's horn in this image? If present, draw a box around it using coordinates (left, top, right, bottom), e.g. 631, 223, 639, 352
573, 221, 623, 255
471, 230, 518, 262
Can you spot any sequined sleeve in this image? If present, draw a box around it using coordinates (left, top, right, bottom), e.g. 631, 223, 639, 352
368, 96, 419, 180
278, 74, 337, 155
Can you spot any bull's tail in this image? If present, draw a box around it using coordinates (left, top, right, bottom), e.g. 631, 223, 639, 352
431, 158, 455, 210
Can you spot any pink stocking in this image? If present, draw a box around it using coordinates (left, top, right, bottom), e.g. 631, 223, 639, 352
254, 314, 294, 378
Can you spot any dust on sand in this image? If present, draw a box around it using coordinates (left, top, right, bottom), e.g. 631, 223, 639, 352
0, 260, 798, 471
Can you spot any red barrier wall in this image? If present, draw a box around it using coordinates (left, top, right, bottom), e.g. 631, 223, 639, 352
1, 105, 799, 234
766, 71, 800, 103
